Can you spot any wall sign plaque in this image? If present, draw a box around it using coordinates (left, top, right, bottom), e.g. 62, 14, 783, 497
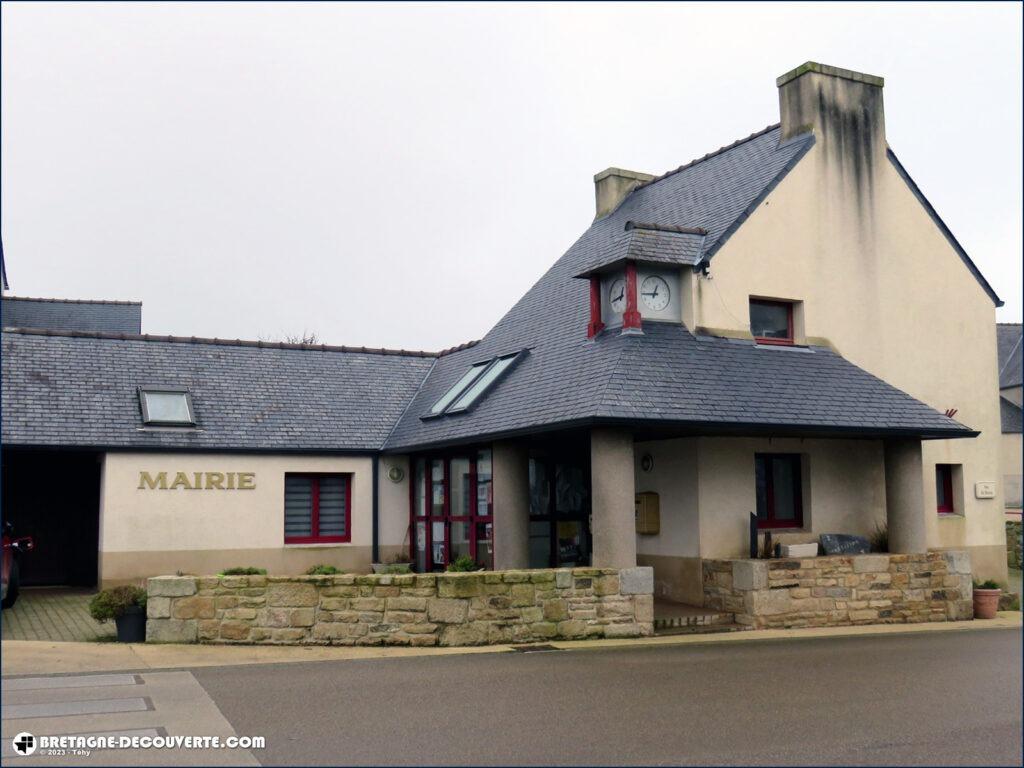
819, 533, 870, 555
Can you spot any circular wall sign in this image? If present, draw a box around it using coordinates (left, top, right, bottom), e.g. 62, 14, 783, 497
387, 466, 406, 484
640, 454, 654, 473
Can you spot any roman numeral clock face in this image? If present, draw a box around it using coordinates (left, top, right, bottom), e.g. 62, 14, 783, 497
640, 276, 670, 311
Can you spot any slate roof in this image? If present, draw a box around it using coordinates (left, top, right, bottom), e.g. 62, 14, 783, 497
2, 296, 142, 334
384, 125, 973, 451
1000, 396, 1023, 435
1, 329, 435, 452
997, 323, 1022, 390
575, 222, 705, 277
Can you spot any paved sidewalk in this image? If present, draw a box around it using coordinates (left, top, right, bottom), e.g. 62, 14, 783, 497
1, 588, 115, 643
3, 612, 1019, 677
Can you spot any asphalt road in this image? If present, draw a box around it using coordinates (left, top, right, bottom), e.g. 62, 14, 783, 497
190, 628, 1023, 766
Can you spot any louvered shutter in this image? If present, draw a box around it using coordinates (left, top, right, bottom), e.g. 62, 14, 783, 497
317, 476, 348, 538
284, 476, 313, 538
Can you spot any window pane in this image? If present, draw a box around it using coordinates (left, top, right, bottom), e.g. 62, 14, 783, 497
317, 476, 347, 538
431, 459, 445, 517
771, 459, 798, 521
529, 459, 550, 516
284, 476, 313, 538
450, 355, 517, 411
557, 520, 588, 567
750, 302, 790, 340
451, 520, 471, 563
529, 520, 550, 568
430, 363, 488, 414
431, 521, 446, 569
450, 458, 471, 518
555, 464, 585, 514
754, 456, 768, 520
414, 459, 426, 516
476, 449, 493, 516
414, 520, 427, 572
142, 391, 192, 423
475, 522, 493, 570
1005, 474, 1023, 509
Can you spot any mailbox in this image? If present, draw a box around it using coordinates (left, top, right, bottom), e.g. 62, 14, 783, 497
635, 492, 660, 535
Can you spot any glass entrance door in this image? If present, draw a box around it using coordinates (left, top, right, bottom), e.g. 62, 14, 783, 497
528, 454, 591, 569
411, 450, 494, 571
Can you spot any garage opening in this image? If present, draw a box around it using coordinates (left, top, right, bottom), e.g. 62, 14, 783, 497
1, 449, 101, 587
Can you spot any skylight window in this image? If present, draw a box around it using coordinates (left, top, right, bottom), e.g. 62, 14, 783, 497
139, 387, 195, 426
426, 351, 526, 418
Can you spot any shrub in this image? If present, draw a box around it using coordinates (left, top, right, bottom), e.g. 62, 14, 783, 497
305, 564, 342, 575
219, 567, 267, 576
869, 520, 888, 553
89, 586, 147, 623
974, 579, 1001, 590
446, 555, 478, 573
382, 563, 411, 574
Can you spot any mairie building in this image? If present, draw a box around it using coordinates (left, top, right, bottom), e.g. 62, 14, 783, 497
1, 62, 1011, 605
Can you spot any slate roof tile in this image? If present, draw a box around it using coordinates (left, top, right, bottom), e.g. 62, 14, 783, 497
2, 296, 142, 334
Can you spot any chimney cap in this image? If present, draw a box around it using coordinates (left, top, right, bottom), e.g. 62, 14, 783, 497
593, 167, 655, 184
776, 61, 884, 89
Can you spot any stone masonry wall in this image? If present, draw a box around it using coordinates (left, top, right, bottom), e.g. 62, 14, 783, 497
703, 551, 973, 629
146, 567, 654, 645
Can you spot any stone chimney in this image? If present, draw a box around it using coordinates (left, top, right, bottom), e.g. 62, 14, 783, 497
777, 62, 886, 185
593, 167, 654, 219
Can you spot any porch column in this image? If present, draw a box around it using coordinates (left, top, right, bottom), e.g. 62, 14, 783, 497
590, 427, 637, 569
884, 439, 928, 554
492, 440, 530, 570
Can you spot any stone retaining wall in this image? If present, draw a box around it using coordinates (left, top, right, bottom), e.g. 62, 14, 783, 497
703, 551, 973, 629
1007, 520, 1022, 570
146, 567, 654, 645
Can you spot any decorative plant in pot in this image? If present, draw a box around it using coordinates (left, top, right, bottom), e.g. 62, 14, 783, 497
372, 532, 414, 574
972, 579, 1002, 619
89, 585, 148, 642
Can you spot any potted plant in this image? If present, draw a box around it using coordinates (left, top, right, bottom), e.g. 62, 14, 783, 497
89, 585, 148, 642
372, 537, 414, 573
973, 579, 1002, 619
446, 554, 481, 572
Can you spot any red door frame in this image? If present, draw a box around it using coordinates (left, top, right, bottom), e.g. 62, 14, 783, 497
410, 451, 493, 571
755, 454, 804, 529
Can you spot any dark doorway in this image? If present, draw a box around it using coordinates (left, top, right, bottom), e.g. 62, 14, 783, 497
528, 435, 592, 569
1, 449, 101, 587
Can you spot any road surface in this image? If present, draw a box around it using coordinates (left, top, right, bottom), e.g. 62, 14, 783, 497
3, 627, 1021, 765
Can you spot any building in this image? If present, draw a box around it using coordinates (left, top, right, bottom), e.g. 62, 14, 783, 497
0, 62, 1009, 600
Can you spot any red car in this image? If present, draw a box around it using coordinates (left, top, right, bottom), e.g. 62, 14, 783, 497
2, 521, 34, 608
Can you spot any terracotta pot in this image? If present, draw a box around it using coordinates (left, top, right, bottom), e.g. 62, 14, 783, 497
973, 588, 1001, 620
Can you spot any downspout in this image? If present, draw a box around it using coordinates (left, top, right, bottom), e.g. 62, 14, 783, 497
372, 454, 380, 565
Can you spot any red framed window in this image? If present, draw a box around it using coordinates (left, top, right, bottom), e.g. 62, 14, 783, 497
936, 464, 955, 514
284, 474, 351, 544
750, 299, 794, 345
410, 449, 493, 572
755, 453, 804, 529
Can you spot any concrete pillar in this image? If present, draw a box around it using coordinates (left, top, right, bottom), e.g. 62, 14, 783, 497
884, 439, 928, 554
590, 428, 637, 569
492, 440, 530, 570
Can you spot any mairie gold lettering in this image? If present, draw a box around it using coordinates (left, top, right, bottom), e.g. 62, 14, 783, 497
138, 471, 256, 491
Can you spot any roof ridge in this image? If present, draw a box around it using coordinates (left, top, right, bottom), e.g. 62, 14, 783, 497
1, 326, 453, 358
998, 334, 1023, 381
635, 123, 782, 192
2, 295, 141, 306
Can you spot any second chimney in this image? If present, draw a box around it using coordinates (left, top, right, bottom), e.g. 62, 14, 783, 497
594, 167, 654, 219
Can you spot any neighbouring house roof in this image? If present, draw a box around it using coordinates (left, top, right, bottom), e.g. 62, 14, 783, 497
2, 296, 143, 334
1001, 396, 1023, 435
384, 126, 974, 451
998, 323, 1022, 390
1, 329, 438, 452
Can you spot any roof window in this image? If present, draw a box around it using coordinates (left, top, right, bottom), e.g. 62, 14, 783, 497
426, 351, 525, 418
139, 387, 195, 426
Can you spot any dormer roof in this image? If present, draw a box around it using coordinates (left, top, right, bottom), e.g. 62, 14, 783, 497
573, 222, 706, 278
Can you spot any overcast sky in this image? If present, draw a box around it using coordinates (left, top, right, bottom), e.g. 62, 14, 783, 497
2, 2, 1021, 350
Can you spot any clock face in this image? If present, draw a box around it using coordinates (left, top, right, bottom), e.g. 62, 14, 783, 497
640, 275, 671, 311
608, 278, 627, 314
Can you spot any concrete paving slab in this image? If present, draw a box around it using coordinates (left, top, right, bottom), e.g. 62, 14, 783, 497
5, 674, 141, 692
2, 697, 150, 721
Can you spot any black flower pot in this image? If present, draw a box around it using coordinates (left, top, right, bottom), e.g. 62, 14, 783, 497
115, 605, 146, 643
